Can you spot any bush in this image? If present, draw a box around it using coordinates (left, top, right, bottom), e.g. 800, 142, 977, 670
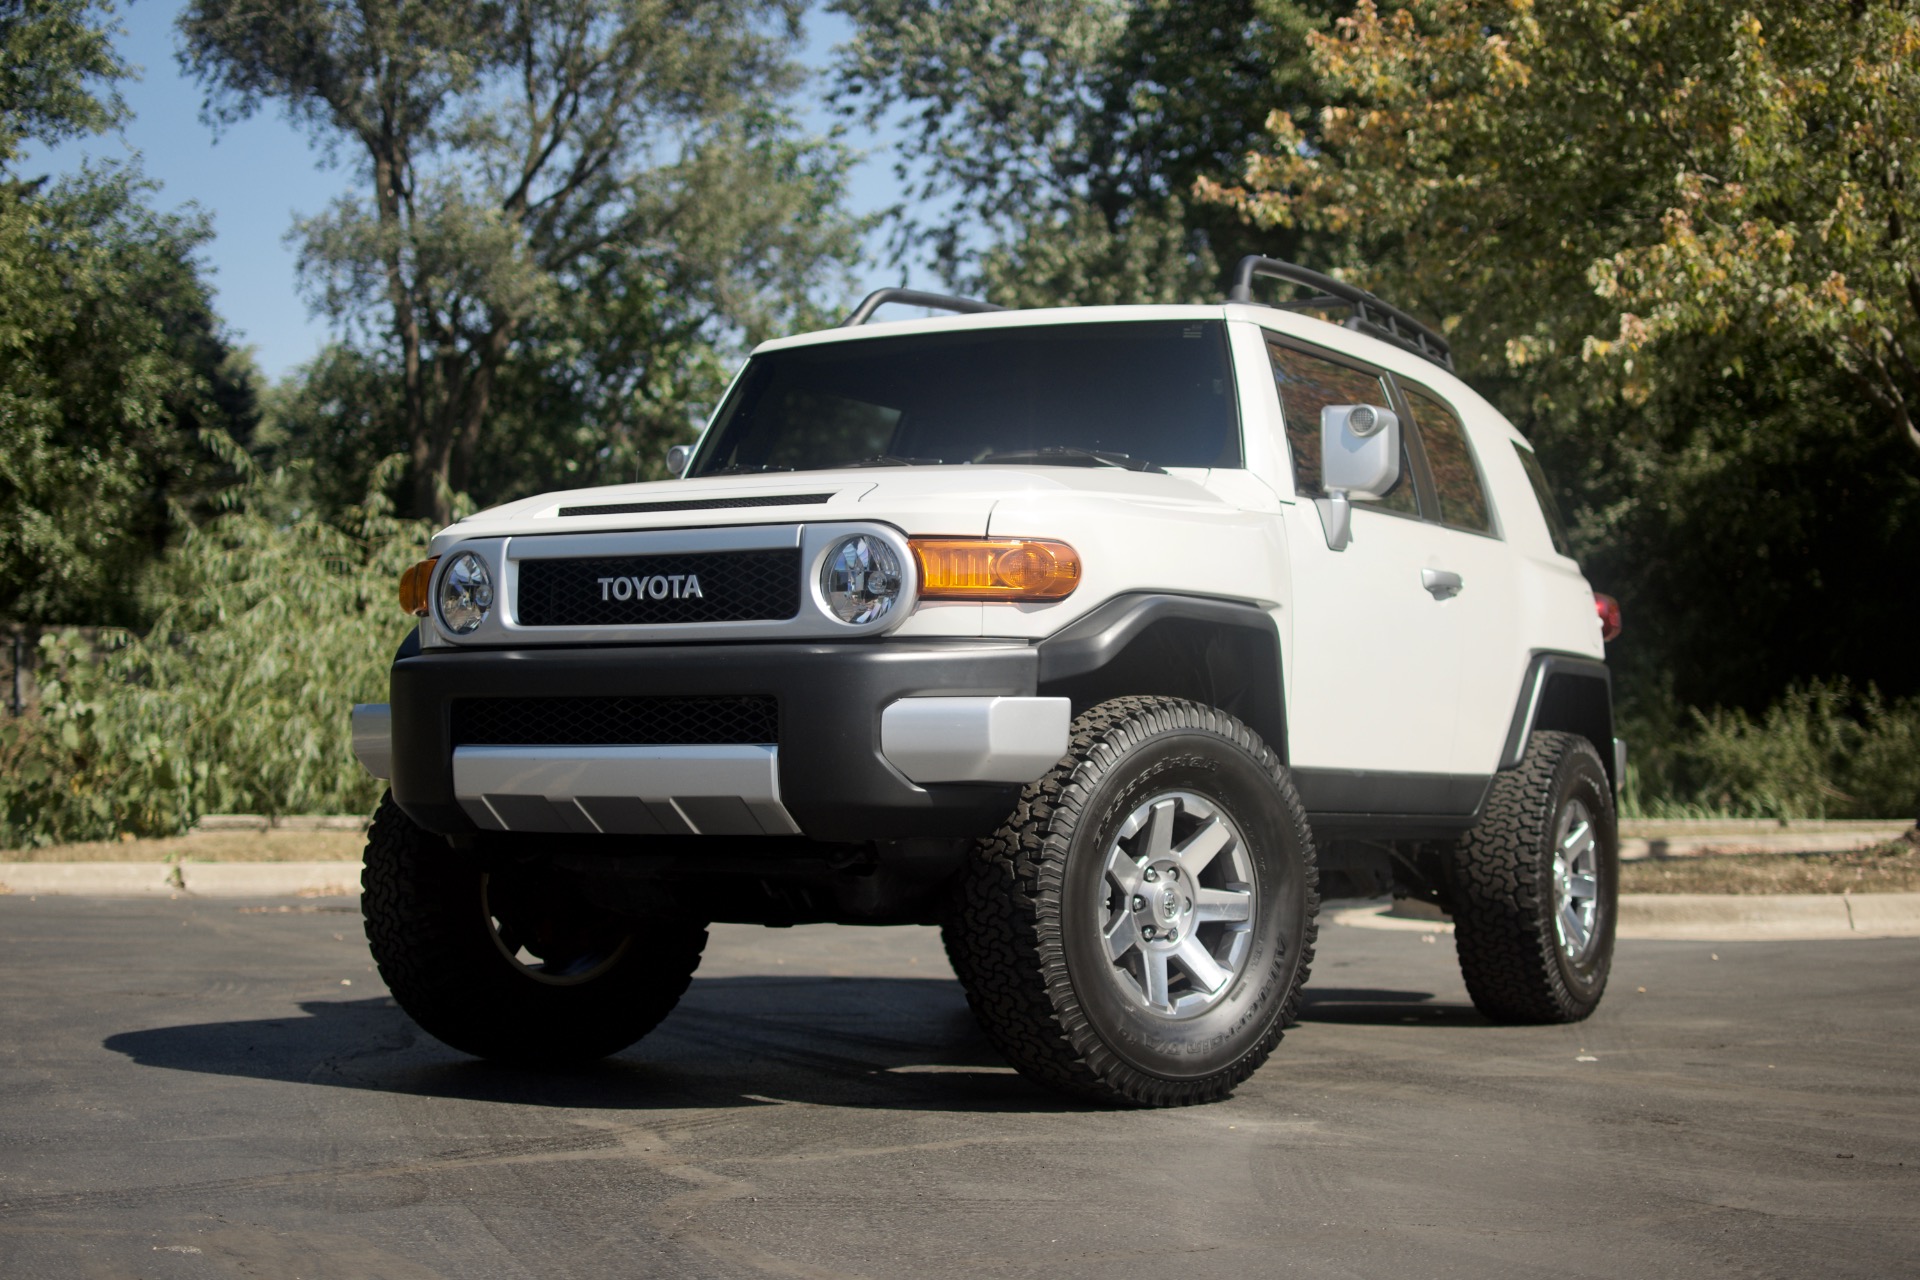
0, 505, 429, 847
1623, 679, 1920, 821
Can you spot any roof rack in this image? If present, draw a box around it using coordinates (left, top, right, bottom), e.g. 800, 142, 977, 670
1226, 256, 1453, 372
841, 288, 1006, 327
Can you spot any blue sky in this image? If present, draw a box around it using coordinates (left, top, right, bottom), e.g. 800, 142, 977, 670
22, 2, 921, 381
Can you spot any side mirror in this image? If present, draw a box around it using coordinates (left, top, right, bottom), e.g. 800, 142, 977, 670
666, 443, 693, 478
1316, 404, 1400, 551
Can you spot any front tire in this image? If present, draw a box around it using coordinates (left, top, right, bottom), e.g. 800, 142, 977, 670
361, 793, 706, 1064
943, 697, 1318, 1106
1449, 731, 1618, 1024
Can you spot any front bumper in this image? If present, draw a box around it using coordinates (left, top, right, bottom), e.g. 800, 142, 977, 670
380, 640, 1053, 843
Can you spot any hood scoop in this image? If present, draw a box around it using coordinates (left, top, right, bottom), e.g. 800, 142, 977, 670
557, 492, 836, 519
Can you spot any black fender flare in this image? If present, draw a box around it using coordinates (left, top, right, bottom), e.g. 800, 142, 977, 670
1499, 652, 1618, 792
1035, 593, 1287, 763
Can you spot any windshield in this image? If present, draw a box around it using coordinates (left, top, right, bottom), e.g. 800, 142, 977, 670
688, 320, 1241, 477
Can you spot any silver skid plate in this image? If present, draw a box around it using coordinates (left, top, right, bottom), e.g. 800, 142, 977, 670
452, 744, 801, 837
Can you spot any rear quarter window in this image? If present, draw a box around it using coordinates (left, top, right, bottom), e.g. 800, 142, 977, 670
1400, 383, 1493, 534
1512, 443, 1574, 558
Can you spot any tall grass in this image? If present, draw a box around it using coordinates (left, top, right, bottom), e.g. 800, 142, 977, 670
0, 504, 429, 846
1622, 679, 1920, 821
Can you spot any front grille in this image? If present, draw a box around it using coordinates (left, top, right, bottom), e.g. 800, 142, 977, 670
451, 696, 779, 747
516, 548, 800, 626
557, 493, 834, 518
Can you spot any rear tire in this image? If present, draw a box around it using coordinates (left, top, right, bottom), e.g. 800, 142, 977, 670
361, 792, 705, 1063
1449, 731, 1617, 1024
943, 697, 1318, 1107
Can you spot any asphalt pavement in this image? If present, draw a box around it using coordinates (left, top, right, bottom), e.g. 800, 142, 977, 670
0, 895, 1914, 1279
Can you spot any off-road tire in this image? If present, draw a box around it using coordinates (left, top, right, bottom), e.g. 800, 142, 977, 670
943, 697, 1318, 1107
1449, 731, 1617, 1024
361, 792, 706, 1064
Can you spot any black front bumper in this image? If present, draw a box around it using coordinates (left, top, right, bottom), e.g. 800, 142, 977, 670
388, 639, 1038, 843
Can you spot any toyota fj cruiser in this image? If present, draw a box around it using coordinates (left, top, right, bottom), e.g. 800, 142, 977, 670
351, 257, 1623, 1107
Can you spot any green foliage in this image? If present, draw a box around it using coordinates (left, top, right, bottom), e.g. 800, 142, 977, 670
0, 498, 428, 847
0, 0, 127, 162
1623, 679, 1920, 821
833, 0, 1344, 299
1201, 1, 1920, 457
2, 0, 256, 626
183, 0, 868, 523
0, 164, 259, 625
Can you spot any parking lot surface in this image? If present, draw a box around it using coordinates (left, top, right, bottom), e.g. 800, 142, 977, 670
0, 894, 1914, 1279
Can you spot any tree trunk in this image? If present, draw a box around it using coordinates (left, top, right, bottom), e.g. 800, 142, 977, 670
368, 146, 439, 520
447, 325, 514, 501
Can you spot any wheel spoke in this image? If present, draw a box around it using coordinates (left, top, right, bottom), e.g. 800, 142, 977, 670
1143, 948, 1173, 1010
1566, 871, 1598, 902
1102, 844, 1142, 894
1142, 799, 1176, 862
1104, 915, 1136, 962
1174, 937, 1231, 995
1559, 899, 1589, 953
1560, 820, 1594, 864
1192, 886, 1251, 924
1173, 816, 1231, 879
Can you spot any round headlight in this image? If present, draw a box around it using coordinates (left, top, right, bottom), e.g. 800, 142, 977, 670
820, 535, 904, 625
437, 552, 494, 634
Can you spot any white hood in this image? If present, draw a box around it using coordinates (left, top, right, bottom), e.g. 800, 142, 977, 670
433, 465, 1229, 551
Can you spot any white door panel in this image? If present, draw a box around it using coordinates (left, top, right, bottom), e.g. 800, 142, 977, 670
1282, 504, 1462, 774
1419, 526, 1521, 773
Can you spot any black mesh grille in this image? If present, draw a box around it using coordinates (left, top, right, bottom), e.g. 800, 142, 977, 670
557, 493, 834, 518
516, 549, 799, 626
451, 696, 779, 747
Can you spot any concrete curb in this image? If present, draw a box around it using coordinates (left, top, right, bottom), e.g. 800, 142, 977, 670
0, 862, 360, 899
1328, 893, 1920, 941
7, 866, 1919, 942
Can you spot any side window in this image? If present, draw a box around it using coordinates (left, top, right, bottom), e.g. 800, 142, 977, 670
1512, 442, 1575, 558
1265, 340, 1418, 516
1400, 383, 1493, 534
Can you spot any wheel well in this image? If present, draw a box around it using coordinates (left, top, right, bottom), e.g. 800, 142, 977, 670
1038, 614, 1287, 763
1530, 671, 1615, 791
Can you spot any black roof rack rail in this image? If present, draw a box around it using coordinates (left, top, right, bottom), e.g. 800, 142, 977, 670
1226, 255, 1453, 372
841, 287, 1006, 327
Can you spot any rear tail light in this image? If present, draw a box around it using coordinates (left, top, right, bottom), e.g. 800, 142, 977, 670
1594, 592, 1622, 643
399, 557, 439, 617
910, 538, 1081, 601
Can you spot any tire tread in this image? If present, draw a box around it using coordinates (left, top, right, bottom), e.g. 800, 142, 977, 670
1449, 731, 1614, 1024
942, 696, 1318, 1107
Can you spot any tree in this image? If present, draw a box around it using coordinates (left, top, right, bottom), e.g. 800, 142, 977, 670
1197, 0, 1920, 458
832, 0, 1346, 306
0, 0, 126, 162
182, 0, 866, 523
1194, 0, 1920, 708
0, 0, 257, 626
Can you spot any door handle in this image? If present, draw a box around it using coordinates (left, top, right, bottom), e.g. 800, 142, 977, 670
1421, 568, 1464, 600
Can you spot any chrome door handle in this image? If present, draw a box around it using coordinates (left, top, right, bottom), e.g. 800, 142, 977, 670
1421, 568, 1464, 600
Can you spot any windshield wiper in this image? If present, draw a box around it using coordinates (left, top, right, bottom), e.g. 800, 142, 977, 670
836, 454, 947, 468
974, 447, 1166, 474
702, 463, 800, 476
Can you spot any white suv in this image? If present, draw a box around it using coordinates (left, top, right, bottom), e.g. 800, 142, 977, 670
351, 257, 1622, 1107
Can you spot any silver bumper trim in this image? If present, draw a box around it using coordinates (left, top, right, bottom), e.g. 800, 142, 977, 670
880, 696, 1072, 784
351, 703, 393, 780
451, 744, 802, 837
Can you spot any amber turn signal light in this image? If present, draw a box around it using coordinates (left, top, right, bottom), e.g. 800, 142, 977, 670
398, 557, 439, 617
911, 538, 1080, 601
